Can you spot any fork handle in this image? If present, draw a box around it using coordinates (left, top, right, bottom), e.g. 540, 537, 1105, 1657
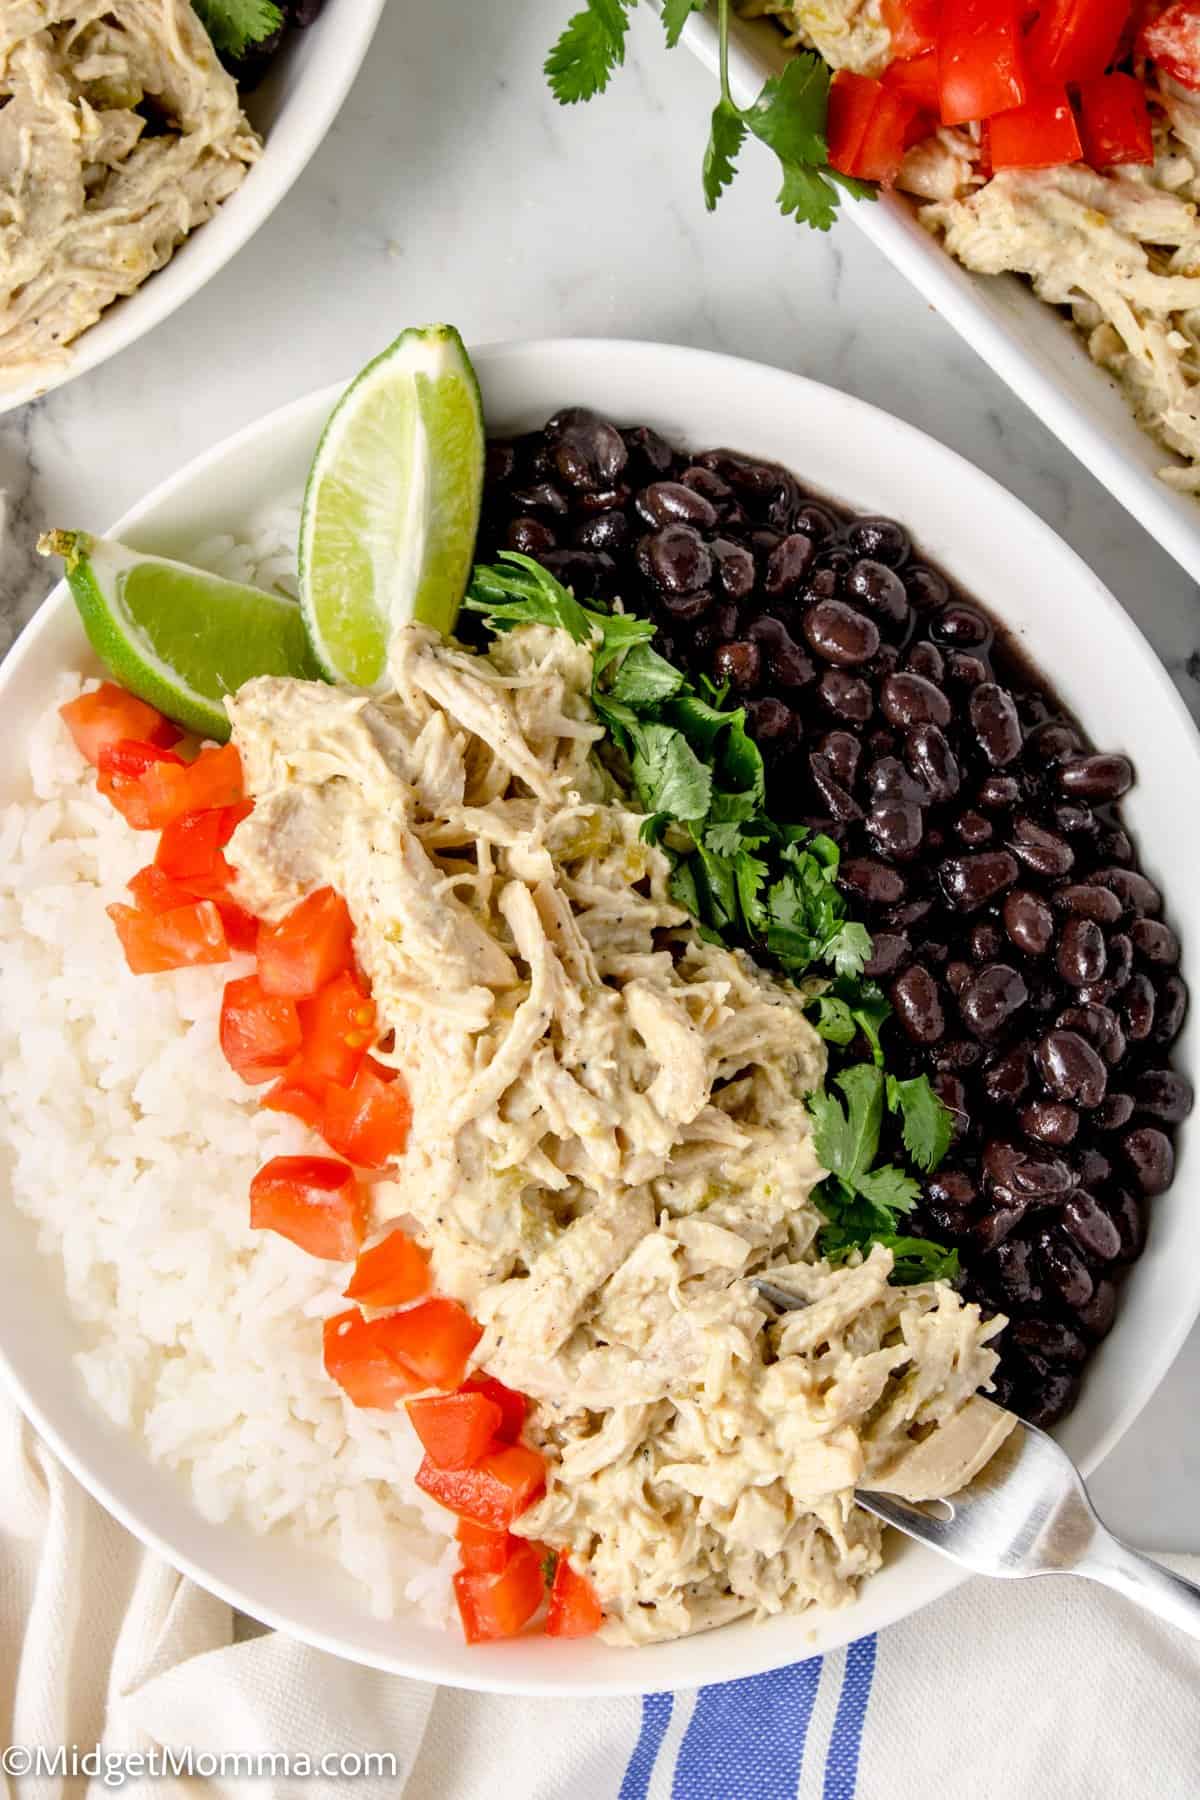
1079, 1533, 1200, 1641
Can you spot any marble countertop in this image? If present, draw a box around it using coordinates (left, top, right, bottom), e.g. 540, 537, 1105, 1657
2, 0, 1198, 1548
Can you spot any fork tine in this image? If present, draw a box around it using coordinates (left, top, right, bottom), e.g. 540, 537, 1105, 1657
856, 1489, 958, 1546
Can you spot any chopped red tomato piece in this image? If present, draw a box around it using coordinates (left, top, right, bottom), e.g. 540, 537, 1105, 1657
60, 684, 179, 766
987, 84, 1082, 166
453, 1542, 545, 1644
322, 1308, 425, 1410
463, 1375, 527, 1444
343, 1228, 430, 1307
938, 0, 1028, 124
261, 1076, 326, 1128
456, 1519, 523, 1574
1026, 0, 1130, 80
216, 799, 254, 844
546, 1555, 604, 1638
320, 1058, 412, 1168
155, 809, 228, 881
96, 740, 186, 827
107, 900, 229, 974
379, 1296, 482, 1390
416, 1443, 547, 1530
407, 1390, 504, 1470
129, 862, 257, 951
219, 974, 303, 1084
256, 888, 354, 999
137, 742, 245, 831
882, 0, 941, 55
295, 973, 377, 1087
1076, 70, 1155, 163
882, 50, 941, 110
249, 1155, 366, 1262
827, 70, 924, 182
1140, 0, 1200, 86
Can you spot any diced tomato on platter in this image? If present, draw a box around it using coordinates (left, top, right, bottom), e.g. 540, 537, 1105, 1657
882, 0, 941, 58
96, 739, 186, 828
416, 1442, 548, 1530
376, 1296, 482, 1390
322, 1308, 427, 1410
407, 1390, 504, 1470
107, 899, 230, 974
1075, 70, 1155, 163
546, 1555, 604, 1639
882, 51, 941, 112
1139, 0, 1200, 89
827, 70, 928, 183
344, 1227, 430, 1307
220, 973, 303, 1084
59, 684, 180, 766
249, 1155, 366, 1262
453, 1542, 546, 1645
256, 887, 355, 999
456, 1519, 525, 1574
295, 972, 377, 1088
462, 1374, 527, 1443
987, 85, 1083, 167
938, 0, 1029, 126
320, 1057, 413, 1168
1026, 0, 1130, 80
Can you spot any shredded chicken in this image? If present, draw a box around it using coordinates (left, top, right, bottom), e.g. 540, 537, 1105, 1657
0, 1, 259, 380
227, 620, 1008, 1646
740, 0, 892, 79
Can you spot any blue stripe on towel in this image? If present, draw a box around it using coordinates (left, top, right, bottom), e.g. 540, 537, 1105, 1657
620, 1692, 674, 1800
672, 1657, 823, 1800
822, 1635, 878, 1800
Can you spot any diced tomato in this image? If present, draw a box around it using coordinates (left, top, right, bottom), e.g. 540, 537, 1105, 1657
417, 1443, 547, 1530
1026, 0, 1130, 80
249, 1155, 366, 1262
378, 1296, 482, 1390
344, 1227, 430, 1308
107, 900, 229, 975
209, 894, 259, 952
1075, 70, 1154, 164
295, 972, 377, 1088
130, 861, 257, 950
988, 84, 1082, 166
136, 742, 245, 831
1140, 0, 1200, 87
219, 973, 303, 1083
827, 70, 924, 182
453, 1542, 545, 1645
882, 50, 941, 110
261, 1076, 327, 1128
60, 684, 179, 767
456, 1519, 523, 1574
463, 1375, 527, 1444
938, 0, 1028, 124
256, 888, 354, 999
545, 1555, 604, 1639
407, 1390, 504, 1470
216, 799, 254, 844
320, 1058, 412, 1168
96, 740, 186, 828
882, 0, 942, 55
322, 1308, 425, 1410
155, 809, 227, 881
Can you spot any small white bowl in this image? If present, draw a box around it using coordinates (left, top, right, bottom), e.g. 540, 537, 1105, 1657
0, 0, 387, 415
1, 339, 1196, 1695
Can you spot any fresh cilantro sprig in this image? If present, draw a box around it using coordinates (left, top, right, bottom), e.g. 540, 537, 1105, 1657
544, 0, 872, 232
193, 0, 283, 58
466, 553, 954, 1284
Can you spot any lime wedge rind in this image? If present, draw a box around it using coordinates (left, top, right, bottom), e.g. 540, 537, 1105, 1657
49, 532, 321, 741
298, 324, 485, 692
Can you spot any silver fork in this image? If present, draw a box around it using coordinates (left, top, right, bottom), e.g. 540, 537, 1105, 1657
858, 1418, 1200, 1639
748, 1278, 1200, 1637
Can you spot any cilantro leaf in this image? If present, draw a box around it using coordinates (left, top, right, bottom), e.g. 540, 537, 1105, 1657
467, 553, 591, 641
777, 161, 840, 233
704, 97, 747, 212
810, 995, 858, 1046
824, 919, 873, 980
887, 1075, 955, 1173
662, 0, 706, 47
609, 642, 686, 706
810, 1064, 884, 1186
745, 54, 830, 169
879, 1236, 961, 1285
630, 721, 712, 822
855, 1163, 921, 1219
193, 0, 283, 57
545, 0, 632, 103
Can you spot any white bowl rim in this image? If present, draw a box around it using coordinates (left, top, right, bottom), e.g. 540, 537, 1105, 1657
1, 336, 1197, 1695
0, 0, 388, 416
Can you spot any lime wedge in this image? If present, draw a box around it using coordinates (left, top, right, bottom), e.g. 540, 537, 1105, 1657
298, 323, 484, 691
39, 531, 323, 741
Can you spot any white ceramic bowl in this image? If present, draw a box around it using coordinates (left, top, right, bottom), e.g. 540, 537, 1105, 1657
0, 0, 387, 416
683, 11, 1200, 586
1, 339, 1197, 1696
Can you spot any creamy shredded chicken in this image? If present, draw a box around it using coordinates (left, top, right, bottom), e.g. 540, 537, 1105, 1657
0, 1, 259, 381
226, 621, 1009, 1645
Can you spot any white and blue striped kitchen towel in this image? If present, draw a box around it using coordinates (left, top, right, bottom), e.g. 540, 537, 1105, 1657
4, 1399, 1199, 1799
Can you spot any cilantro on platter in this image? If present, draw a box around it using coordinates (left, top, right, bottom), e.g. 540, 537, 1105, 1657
544, 0, 868, 233
193, 0, 283, 58
467, 554, 954, 1285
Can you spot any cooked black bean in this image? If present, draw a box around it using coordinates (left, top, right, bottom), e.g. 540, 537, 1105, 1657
809, 752, 861, 821
880, 670, 952, 728
940, 851, 1020, 912
960, 963, 1028, 1037
1121, 1126, 1174, 1195
891, 965, 946, 1043
847, 558, 909, 624
1003, 888, 1053, 956
819, 670, 873, 722
1057, 916, 1106, 988
1034, 1029, 1107, 1107
660, 589, 712, 622
745, 697, 797, 745
804, 600, 880, 667
635, 480, 718, 530
553, 417, 627, 490
865, 932, 912, 978
1009, 1317, 1088, 1365
840, 858, 906, 907
705, 537, 754, 600
970, 921, 1003, 962
537, 548, 615, 599
1123, 972, 1156, 1040
712, 640, 761, 691
955, 811, 993, 847
1056, 1003, 1125, 1067
949, 652, 989, 688
819, 731, 861, 789
868, 801, 923, 860
1053, 883, 1120, 924
1010, 817, 1074, 878
976, 773, 1021, 810
1096, 1091, 1135, 1131
932, 603, 989, 647
983, 1140, 1073, 1199
983, 1042, 1031, 1106
1020, 1100, 1079, 1147
1105, 1189, 1147, 1264
1153, 974, 1188, 1046
905, 564, 949, 609
763, 533, 816, 598
646, 526, 712, 594
621, 424, 674, 478
1107, 933, 1133, 991
1077, 1277, 1118, 1339
1132, 1068, 1194, 1125
906, 641, 945, 683
847, 516, 909, 565
793, 501, 839, 542
969, 683, 1022, 766
1054, 803, 1096, 836
1027, 720, 1082, 764
679, 465, 732, 506
1131, 918, 1180, 967
506, 516, 557, 556
1037, 1228, 1094, 1310
945, 959, 972, 995
511, 480, 569, 517
572, 510, 628, 554
1088, 866, 1161, 917
1057, 753, 1134, 800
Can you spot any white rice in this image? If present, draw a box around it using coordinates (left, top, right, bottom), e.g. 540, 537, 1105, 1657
0, 508, 459, 1625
